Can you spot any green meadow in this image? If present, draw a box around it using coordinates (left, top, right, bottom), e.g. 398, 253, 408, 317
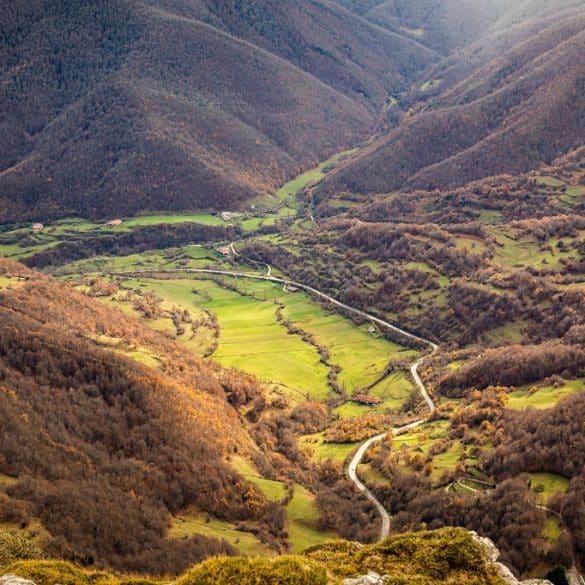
103, 271, 417, 410
300, 433, 357, 463
277, 148, 357, 202
529, 472, 570, 501
169, 513, 275, 557
420, 79, 442, 92
286, 485, 336, 552
507, 379, 584, 410
281, 293, 416, 393
231, 457, 287, 503
169, 511, 273, 556
491, 230, 581, 271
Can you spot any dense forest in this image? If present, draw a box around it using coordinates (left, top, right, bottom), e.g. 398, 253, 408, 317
318, 7, 585, 195
0, 0, 437, 222
0, 260, 274, 573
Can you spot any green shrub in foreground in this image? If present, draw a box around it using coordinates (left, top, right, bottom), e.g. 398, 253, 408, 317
0, 528, 46, 569
176, 556, 328, 585
0, 560, 158, 585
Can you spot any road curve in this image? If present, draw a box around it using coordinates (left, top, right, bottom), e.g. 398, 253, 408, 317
348, 419, 426, 541
99, 266, 438, 541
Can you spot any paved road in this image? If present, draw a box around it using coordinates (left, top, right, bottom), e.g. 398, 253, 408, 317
347, 419, 426, 541
347, 347, 437, 541
100, 266, 438, 541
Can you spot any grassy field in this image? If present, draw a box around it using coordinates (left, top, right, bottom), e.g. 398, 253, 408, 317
286, 485, 335, 552
169, 511, 273, 556
420, 79, 442, 92
122, 213, 225, 227
277, 148, 357, 202
281, 293, 416, 393
0, 473, 18, 489
300, 432, 357, 463
491, 231, 577, 270
107, 271, 417, 411
0, 275, 20, 289
487, 319, 526, 345
117, 277, 331, 401
507, 379, 584, 410
388, 420, 474, 484
231, 457, 287, 503
63, 245, 236, 275
230, 459, 337, 551
529, 472, 570, 501
534, 176, 566, 188
542, 517, 563, 542
357, 463, 388, 488
169, 484, 338, 562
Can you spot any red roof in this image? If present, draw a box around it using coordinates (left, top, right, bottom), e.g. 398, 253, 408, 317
352, 394, 382, 405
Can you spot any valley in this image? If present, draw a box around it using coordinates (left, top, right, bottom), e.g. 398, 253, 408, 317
2, 141, 583, 581
2, 3, 585, 583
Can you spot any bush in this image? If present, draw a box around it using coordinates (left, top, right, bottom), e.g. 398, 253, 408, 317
0, 561, 119, 585
176, 556, 328, 585
0, 529, 45, 569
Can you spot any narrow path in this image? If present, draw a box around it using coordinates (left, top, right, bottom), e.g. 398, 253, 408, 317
102, 268, 435, 349
99, 266, 438, 541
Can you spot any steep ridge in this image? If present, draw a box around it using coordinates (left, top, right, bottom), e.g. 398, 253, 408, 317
197, 0, 438, 107
0, 0, 436, 222
318, 7, 585, 197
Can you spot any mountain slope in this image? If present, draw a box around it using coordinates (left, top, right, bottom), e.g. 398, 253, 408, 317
318, 10, 585, 196
0, 259, 272, 573
0, 0, 436, 222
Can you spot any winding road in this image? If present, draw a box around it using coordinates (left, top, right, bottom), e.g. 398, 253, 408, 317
99, 266, 438, 541
347, 346, 437, 540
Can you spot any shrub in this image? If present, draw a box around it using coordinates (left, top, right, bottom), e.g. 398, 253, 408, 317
176, 556, 328, 585
0, 529, 45, 569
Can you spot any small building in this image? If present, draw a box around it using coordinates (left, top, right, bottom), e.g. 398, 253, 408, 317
217, 246, 231, 256
32, 223, 44, 231
351, 394, 383, 406
368, 326, 377, 335
284, 284, 299, 293
106, 219, 123, 227
220, 211, 243, 222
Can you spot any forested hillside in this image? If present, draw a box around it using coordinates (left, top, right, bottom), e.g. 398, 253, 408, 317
0, 259, 273, 573
319, 2, 585, 196
1, 2, 585, 583
0, 0, 434, 222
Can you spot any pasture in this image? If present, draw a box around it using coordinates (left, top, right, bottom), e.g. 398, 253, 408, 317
170, 511, 272, 556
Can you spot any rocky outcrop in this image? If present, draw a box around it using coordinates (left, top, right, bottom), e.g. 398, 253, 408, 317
470, 532, 553, 585
342, 572, 389, 585
0, 576, 36, 585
